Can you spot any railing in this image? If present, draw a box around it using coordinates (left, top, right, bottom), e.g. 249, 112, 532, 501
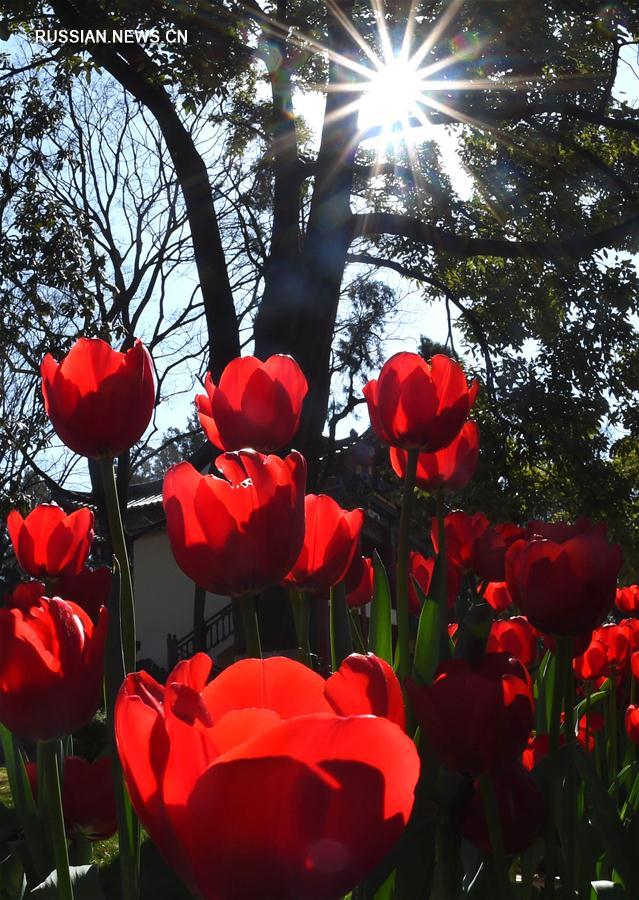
166, 601, 234, 670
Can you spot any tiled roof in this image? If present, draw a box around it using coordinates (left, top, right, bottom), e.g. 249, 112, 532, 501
127, 493, 163, 509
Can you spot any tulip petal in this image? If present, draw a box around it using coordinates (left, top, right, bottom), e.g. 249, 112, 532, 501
202, 657, 333, 721
325, 654, 405, 730
186, 715, 419, 900
209, 708, 282, 755
115, 680, 188, 883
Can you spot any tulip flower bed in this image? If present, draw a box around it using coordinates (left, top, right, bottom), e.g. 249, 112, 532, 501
2, 340, 639, 899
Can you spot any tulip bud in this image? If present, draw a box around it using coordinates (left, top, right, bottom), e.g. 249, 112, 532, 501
195, 355, 308, 452
41, 337, 155, 458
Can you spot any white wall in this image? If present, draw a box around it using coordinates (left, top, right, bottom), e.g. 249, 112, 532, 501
132, 529, 232, 669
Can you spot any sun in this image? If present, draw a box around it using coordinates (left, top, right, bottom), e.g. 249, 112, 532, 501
357, 57, 434, 146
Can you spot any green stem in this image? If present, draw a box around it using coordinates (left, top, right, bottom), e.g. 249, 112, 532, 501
288, 588, 311, 666
98, 457, 136, 673
396, 448, 418, 682
36, 741, 49, 856
548, 646, 566, 758
584, 681, 592, 754
329, 582, 353, 671
432, 813, 461, 899
103, 558, 139, 900
69, 834, 92, 867
479, 775, 512, 900
622, 768, 639, 820
560, 637, 577, 896
433, 491, 449, 662
349, 608, 367, 654
40, 741, 74, 900
545, 637, 569, 896
562, 637, 575, 741
239, 594, 262, 658
609, 674, 618, 798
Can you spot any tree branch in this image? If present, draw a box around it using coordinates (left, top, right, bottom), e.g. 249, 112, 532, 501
47, 0, 240, 378
345, 252, 496, 395
350, 209, 639, 260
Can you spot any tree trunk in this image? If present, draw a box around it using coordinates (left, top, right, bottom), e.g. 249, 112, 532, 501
254, 0, 360, 484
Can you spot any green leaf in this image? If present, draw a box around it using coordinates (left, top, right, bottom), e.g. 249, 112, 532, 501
348, 609, 367, 654
412, 576, 441, 685
0, 727, 45, 878
370, 552, 392, 664
0, 803, 19, 844
544, 652, 556, 728
591, 882, 627, 897
373, 869, 395, 900
460, 839, 484, 894
574, 690, 609, 723
30, 865, 104, 898
573, 746, 637, 893
0, 850, 26, 900
452, 601, 492, 665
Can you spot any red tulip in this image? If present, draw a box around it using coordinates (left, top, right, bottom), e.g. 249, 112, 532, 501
486, 616, 538, 668
407, 551, 432, 614
473, 522, 524, 583
626, 705, 639, 745
195, 355, 308, 452
41, 338, 155, 458
363, 353, 478, 452
573, 637, 608, 681
619, 618, 639, 652
389, 421, 480, 492
631, 651, 639, 680
483, 582, 513, 613
7, 567, 111, 622
115, 653, 419, 899
616, 585, 639, 614
407, 551, 461, 614
432, 512, 523, 583
323, 653, 406, 730
7, 504, 93, 579
407, 653, 534, 777
6, 580, 48, 611
596, 623, 631, 672
26, 756, 117, 840
505, 525, 622, 636
577, 711, 605, 753
345, 556, 374, 608
459, 765, 545, 855
0, 596, 107, 741
433, 511, 485, 571
163, 450, 306, 595
522, 733, 562, 770
284, 495, 364, 592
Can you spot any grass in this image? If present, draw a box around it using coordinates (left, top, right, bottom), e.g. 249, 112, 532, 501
0, 767, 12, 804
